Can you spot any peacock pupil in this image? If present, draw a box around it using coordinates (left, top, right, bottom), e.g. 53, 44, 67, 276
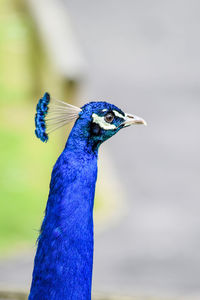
104, 112, 114, 123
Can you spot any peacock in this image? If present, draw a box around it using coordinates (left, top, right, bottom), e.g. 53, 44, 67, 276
29, 92, 146, 300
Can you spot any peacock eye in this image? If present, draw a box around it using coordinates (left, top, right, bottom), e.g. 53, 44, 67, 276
104, 112, 114, 123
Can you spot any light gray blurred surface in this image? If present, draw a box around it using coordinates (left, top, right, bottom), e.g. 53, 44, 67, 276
64, 0, 200, 297
1, 0, 200, 298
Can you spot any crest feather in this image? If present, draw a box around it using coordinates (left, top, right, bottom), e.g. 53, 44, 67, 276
35, 92, 81, 142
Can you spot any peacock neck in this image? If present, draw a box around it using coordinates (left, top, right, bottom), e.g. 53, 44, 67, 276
65, 118, 100, 155
29, 128, 99, 300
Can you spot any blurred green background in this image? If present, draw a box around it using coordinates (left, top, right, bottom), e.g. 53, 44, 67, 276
0, 0, 100, 254
0, 0, 57, 253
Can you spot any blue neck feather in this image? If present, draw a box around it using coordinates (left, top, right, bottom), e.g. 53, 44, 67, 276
30, 97, 132, 299
29, 122, 98, 300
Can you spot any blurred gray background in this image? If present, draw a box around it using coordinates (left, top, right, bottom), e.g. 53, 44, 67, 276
64, 0, 200, 298
0, 0, 200, 299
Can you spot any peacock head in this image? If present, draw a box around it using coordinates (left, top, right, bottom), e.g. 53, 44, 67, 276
35, 93, 146, 146
77, 101, 146, 146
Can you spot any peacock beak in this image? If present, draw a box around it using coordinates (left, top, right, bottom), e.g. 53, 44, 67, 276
123, 113, 147, 127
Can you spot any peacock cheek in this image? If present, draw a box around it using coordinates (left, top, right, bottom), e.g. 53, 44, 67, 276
102, 130, 116, 141
90, 123, 101, 136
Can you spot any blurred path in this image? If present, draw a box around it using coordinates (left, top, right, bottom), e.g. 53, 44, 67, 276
64, 0, 200, 297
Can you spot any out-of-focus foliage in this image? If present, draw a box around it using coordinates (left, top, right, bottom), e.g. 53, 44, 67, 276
0, 0, 71, 254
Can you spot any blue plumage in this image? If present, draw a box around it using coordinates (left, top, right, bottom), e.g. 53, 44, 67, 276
30, 94, 146, 299
35, 92, 50, 142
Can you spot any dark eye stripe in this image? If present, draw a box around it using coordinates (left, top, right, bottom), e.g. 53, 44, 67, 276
113, 110, 126, 119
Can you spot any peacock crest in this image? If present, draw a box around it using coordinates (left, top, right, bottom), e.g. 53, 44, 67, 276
35, 92, 81, 142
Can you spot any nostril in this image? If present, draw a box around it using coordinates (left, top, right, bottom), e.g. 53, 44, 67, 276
127, 115, 134, 119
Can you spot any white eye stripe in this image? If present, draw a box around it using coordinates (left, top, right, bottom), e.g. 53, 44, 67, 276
113, 110, 126, 120
92, 113, 117, 130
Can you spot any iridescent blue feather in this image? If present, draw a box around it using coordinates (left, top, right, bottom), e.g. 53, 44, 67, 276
30, 94, 146, 299
35, 92, 81, 143
35, 92, 50, 142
